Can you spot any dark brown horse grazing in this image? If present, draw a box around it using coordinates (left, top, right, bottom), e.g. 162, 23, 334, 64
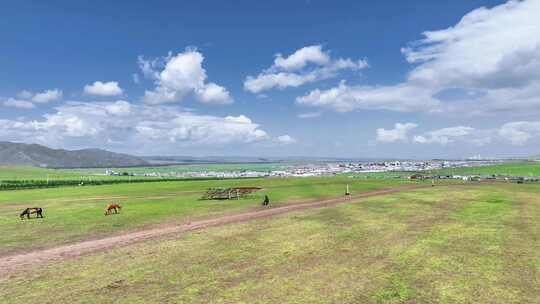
104, 203, 122, 215
20, 208, 43, 220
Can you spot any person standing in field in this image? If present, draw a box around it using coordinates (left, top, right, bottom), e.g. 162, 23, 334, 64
262, 195, 270, 206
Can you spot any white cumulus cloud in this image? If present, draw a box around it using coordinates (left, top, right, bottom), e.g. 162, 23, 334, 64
403, 0, 540, 90
104, 100, 132, 116
376, 123, 418, 143
195, 82, 233, 104
31, 89, 63, 103
273, 45, 331, 71
1, 89, 62, 109
0, 101, 271, 153
141, 49, 233, 105
244, 45, 368, 93
498, 121, 540, 145
297, 81, 439, 112
375, 121, 540, 147
299, 0, 540, 116
2, 98, 36, 109
275, 135, 297, 144
413, 126, 474, 145
84, 81, 123, 96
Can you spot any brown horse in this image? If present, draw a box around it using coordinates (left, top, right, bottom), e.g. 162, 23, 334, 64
20, 208, 43, 220
104, 203, 122, 215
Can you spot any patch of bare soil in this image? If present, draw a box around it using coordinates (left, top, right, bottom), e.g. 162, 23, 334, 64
0, 184, 433, 276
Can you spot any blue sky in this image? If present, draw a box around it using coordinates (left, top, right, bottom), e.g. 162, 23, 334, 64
1, 0, 540, 158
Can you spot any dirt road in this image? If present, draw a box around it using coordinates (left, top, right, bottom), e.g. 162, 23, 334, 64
0, 184, 430, 276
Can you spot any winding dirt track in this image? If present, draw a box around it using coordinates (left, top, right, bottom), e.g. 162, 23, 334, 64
0, 184, 431, 276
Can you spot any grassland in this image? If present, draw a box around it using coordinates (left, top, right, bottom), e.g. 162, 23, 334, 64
430, 161, 540, 177
1, 183, 538, 303
347, 161, 540, 179
0, 166, 81, 180
70, 162, 289, 175
0, 165, 142, 183
2, 161, 539, 187
0, 163, 290, 182
0, 176, 412, 255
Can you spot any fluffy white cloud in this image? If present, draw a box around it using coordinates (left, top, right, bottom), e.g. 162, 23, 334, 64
273, 45, 330, 71
403, 0, 540, 90
84, 81, 123, 96
498, 121, 540, 145
275, 135, 297, 144
244, 45, 368, 93
31, 89, 63, 103
245, 72, 318, 93
376, 123, 417, 143
136, 114, 267, 145
297, 81, 439, 112
1, 89, 62, 109
300, 0, 540, 116
104, 100, 131, 116
413, 126, 474, 145
3, 98, 36, 109
141, 49, 233, 105
158, 51, 206, 92
137, 55, 162, 79
376, 121, 540, 147
195, 82, 233, 104
434, 81, 540, 116
0, 101, 272, 152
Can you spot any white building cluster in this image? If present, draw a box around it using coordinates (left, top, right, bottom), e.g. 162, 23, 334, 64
105, 160, 500, 179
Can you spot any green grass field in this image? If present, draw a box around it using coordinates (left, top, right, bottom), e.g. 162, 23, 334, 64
0, 165, 140, 182
70, 162, 289, 175
0, 176, 411, 255
0, 166, 80, 180
1, 183, 538, 303
430, 161, 540, 177
0, 163, 290, 182
1, 164, 539, 303
348, 161, 540, 179
2, 161, 539, 185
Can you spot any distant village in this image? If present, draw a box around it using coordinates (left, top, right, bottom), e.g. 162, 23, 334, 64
102, 160, 532, 180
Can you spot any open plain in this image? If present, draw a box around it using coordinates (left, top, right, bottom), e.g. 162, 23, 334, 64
0, 168, 538, 303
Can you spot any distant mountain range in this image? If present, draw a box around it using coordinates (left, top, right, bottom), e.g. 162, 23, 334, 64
142, 155, 279, 164
0, 142, 148, 168
141, 155, 411, 165
0, 142, 396, 169
1, 141, 534, 169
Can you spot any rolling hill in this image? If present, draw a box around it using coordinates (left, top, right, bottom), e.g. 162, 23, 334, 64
0, 142, 148, 168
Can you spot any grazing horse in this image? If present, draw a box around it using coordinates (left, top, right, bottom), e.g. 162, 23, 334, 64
20, 208, 43, 220
104, 203, 122, 215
